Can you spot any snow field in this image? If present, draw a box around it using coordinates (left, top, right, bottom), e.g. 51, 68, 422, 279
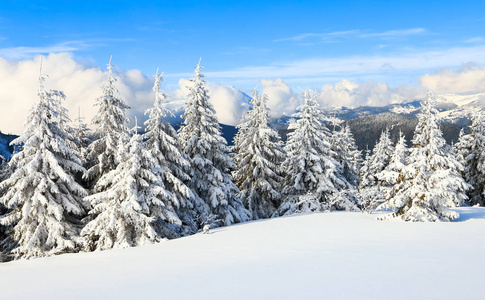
2, 208, 484, 300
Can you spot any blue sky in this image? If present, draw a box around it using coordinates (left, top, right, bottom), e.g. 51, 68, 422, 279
2, 0, 485, 89
2, 0, 485, 134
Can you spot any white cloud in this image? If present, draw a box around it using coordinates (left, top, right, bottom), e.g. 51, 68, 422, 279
0, 53, 154, 134
171, 78, 249, 126
359, 28, 426, 38
206, 83, 249, 125
273, 30, 359, 42
202, 45, 485, 82
0, 53, 251, 134
318, 79, 422, 108
4, 53, 485, 137
274, 28, 426, 43
419, 64, 485, 94
260, 78, 302, 117
0, 39, 136, 61
0, 42, 86, 60
464, 37, 485, 44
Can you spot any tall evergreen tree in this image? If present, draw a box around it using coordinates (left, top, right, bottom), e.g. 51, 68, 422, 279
330, 122, 361, 196
275, 89, 355, 217
84, 57, 130, 189
0, 69, 87, 259
380, 91, 469, 221
82, 121, 180, 251
457, 112, 485, 206
233, 89, 285, 219
178, 61, 251, 228
0, 155, 6, 184
144, 71, 203, 234
73, 108, 92, 165
376, 131, 408, 208
454, 128, 472, 173
359, 128, 394, 212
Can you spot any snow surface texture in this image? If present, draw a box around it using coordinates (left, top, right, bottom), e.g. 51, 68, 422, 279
1, 208, 484, 300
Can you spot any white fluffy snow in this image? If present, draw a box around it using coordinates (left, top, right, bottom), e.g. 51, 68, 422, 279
2, 208, 485, 299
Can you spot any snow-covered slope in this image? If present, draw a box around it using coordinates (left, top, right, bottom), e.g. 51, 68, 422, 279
322, 92, 485, 125
1, 208, 485, 300
436, 93, 485, 123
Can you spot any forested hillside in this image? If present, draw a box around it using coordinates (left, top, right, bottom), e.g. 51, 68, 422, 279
346, 112, 464, 151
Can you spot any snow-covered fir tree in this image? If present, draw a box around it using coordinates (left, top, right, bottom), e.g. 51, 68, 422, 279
0, 69, 87, 259
457, 112, 485, 206
0, 153, 12, 210
380, 91, 469, 221
84, 57, 130, 189
359, 128, 394, 212
73, 108, 92, 164
232, 89, 285, 219
82, 120, 180, 251
144, 71, 203, 234
375, 131, 408, 208
275, 89, 355, 217
50, 89, 73, 135
178, 61, 251, 228
0, 154, 6, 181
454, 128, 472, 172
0, 157, 9, 261
330, 122, 361, 192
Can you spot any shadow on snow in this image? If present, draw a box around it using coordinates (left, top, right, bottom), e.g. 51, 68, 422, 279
454, 207, 485, 222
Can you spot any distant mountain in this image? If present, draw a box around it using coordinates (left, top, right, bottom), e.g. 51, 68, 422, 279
220, 124, 238, 146
324, 101, 422, 121
269, 92, 483, 152
345, 112, 464, 151
325, 92, 485, 126
0, 131, 17, 162
3, 91, 481, 159
434, 93, 485, 124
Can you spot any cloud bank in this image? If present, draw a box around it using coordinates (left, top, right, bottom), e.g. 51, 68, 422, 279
318, 79, 422, 108
3, 53, 485, 135
420, 64, 485, 94
0, 53, 154, 134
0, 53, 250, 134
202, 45, 485, 81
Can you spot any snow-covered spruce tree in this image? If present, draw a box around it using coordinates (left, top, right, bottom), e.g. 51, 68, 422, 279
359, 128, 394, 212
144, 71, 203, 234
457, 112, 485, 206
73, 108, 92, 165
454, 128, 471, 169
84, 57, 130, 189
0, 154, 6, 183
375, 131, 408, 209
274, 89, 355, 217
232, 89, 285, 219
82, 121, 181, 251
0, 70, 87, 259
330, 121, 361, 191
380, 91, 469, 221
0, 156, 9, 261
49, 91, 90, 189
178, 61, 250, 228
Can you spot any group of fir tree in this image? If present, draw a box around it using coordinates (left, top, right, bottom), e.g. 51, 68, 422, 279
361, 91, 470, 221
455, 112, 485, 207
269, 89, 358, 216
1, 57, 480, 260
0, 59, 250, 260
